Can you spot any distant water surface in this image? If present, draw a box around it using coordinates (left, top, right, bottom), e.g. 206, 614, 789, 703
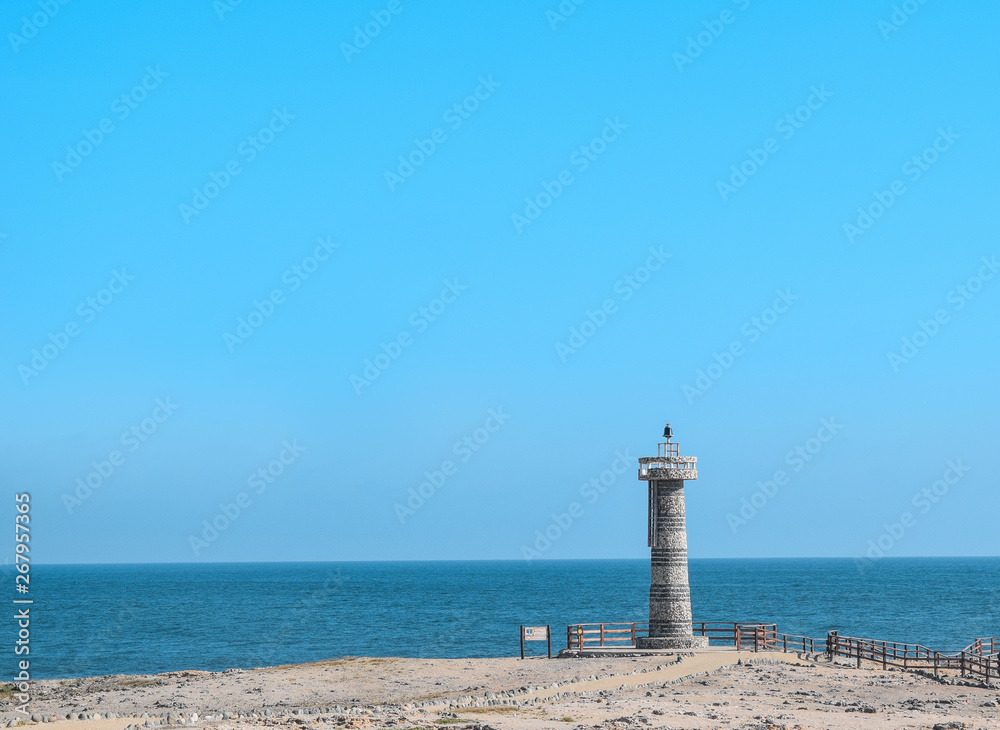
18, 558, 1000, 678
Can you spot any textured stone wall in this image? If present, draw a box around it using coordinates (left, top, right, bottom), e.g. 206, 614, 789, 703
648, 479, 693, 639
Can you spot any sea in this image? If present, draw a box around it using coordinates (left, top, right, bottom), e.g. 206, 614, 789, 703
16, 557, 1000, 679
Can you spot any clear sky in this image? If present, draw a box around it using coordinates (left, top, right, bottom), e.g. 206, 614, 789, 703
2, 0, 998, 564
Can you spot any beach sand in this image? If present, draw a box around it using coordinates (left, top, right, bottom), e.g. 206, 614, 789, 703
5, 652, 998, 730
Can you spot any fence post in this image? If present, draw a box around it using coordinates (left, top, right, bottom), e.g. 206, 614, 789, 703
600, 624, 605, 647
567, 625, 571, 651
547, 625, 551, 659
631, 623, 636, 646
735, 625, 741, 651
961, 651, 966, 678
520, 626, 525, 660
826, 631, 837, 659
882, 642, 887, 670
754, 627, 759, 653
933, 651, 939, 677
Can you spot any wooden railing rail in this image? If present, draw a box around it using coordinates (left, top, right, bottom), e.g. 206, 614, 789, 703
964, 636, 1000, 656
565, 623, 650, 649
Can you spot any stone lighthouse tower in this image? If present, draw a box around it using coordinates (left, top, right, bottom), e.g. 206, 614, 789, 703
636, 424, 708, 650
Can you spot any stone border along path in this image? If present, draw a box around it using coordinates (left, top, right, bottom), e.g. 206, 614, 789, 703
423, 651, 814, 709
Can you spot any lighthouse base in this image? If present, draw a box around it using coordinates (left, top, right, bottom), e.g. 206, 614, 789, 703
636, 635, 710, 650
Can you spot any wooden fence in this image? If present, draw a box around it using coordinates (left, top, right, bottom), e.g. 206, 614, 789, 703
827, 631, 1000, 682
566, 622, 649, 649
566, 622, 822, 653
564, 621, 999, 683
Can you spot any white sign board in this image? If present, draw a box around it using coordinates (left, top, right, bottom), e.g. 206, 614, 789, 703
523, 626, 548, 641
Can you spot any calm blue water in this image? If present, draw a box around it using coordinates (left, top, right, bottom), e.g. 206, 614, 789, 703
16, 558, 1000, 679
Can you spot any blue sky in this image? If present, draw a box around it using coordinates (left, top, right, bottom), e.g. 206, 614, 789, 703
2, 0, 998, 564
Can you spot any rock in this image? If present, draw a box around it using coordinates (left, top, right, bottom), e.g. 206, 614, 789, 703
31, 715, 42, 723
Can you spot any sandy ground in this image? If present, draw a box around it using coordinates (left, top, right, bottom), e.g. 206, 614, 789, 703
3, 651, 999, 730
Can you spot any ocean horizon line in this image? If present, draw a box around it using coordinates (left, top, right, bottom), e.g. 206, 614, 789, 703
31, 554, 1000, 567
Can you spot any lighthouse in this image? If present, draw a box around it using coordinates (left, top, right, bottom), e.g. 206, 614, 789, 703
635, 424, 708, 650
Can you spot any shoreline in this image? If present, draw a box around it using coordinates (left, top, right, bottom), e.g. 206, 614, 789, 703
5, 652, 998, 730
